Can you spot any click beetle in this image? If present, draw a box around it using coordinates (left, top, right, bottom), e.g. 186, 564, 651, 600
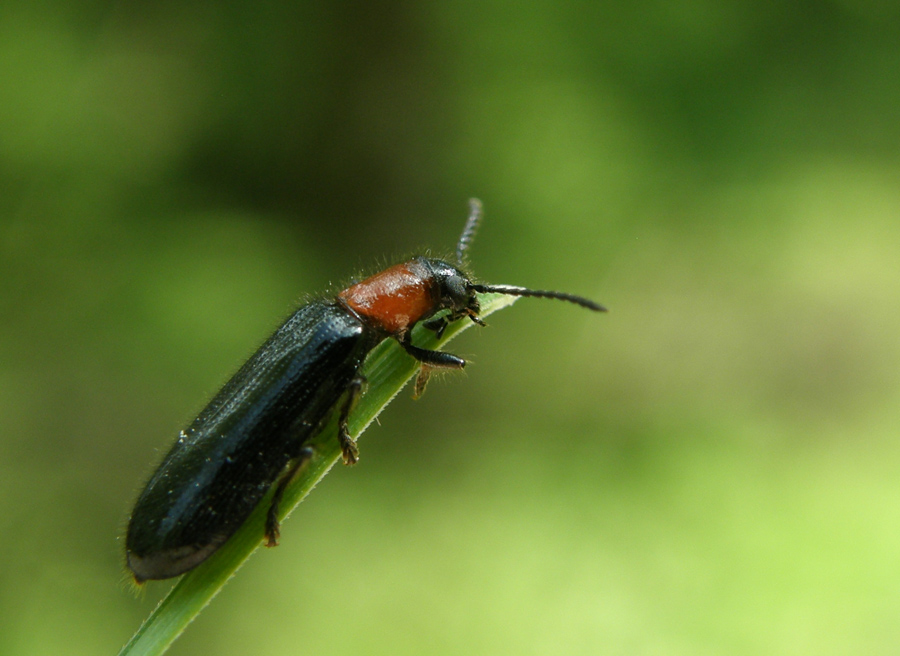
126, 199, 605, 582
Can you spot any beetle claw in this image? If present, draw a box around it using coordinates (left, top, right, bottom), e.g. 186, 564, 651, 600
265, 515, 280, 547
340, 433, 359, 465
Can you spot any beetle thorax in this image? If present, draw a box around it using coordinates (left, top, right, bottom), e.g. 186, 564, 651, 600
338, 260, 440, 335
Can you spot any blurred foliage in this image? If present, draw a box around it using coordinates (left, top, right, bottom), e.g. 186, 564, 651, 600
2, 1, 900, 654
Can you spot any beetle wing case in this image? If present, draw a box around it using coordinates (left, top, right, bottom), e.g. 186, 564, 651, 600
126, 301, 376, 581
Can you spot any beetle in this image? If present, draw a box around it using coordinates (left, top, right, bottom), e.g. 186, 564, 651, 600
126, 199, 605, 582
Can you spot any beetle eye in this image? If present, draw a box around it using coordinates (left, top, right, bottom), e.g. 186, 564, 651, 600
442, 275, 469, 309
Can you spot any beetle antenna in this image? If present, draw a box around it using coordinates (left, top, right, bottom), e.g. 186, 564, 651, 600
456, 198, 483, 265
471, 283, 607, 312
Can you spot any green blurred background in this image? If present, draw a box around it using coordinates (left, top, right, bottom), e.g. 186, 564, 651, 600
2, 1, 900, 654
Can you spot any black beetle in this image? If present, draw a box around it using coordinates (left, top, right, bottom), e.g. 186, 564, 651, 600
126, 200, 605, 582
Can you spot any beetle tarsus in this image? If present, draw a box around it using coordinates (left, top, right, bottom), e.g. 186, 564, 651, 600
265, 517, 280, 548
340, 433, 359, 465
265, 446, 315, 547
339, 378, 365, 465
468, 311, 486, 327
413, 365, 433, 399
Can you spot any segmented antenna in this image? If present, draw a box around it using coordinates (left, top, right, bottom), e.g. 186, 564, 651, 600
456, 198, 483, 264
471, 283, 607, 312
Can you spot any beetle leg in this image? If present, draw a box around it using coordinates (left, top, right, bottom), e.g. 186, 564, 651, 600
413, 365, 433, 399
423, 309, 486, 341
399, 332, 466, 369
338, 377, 365, 465
422, 315, 449, 339
266, 446, 315, 547
467, 311, 486, 327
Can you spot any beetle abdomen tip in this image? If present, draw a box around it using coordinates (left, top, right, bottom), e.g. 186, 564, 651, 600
127, 540, 223, 582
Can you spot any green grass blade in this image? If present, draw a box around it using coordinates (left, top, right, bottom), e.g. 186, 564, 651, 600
118, 293, 517, 656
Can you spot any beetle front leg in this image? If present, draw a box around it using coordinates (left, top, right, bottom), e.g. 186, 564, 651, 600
423, 309, 485, 340
398, 332, 467, 369
422, 315, 450, 339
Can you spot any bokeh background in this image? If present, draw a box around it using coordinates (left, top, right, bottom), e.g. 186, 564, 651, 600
3, 2, 900, 654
